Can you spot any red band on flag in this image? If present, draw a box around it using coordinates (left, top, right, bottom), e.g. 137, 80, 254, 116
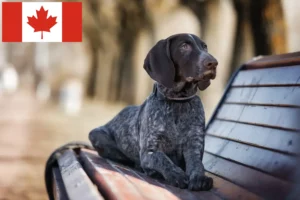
2, 2, 22, 42
62, 2, 82, 42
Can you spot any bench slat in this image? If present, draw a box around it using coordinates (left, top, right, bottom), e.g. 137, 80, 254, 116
216, 104, 300, 131
225, 87, 300, 107
80, 150, 182, 200
106, 159, 216, 200
205, 136, 298, 182
81, 150, 263, 200
52, 168, 69, 200
109, 159, 219, 200
232, 65, 300, 87
244, 52, 300, 70
203, 152, 293, 200
206, 120, 300, 155
57, 150, 104, 200
207, 173, 263, 200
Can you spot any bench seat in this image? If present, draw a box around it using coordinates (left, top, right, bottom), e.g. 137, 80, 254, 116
45, 52, 300, 200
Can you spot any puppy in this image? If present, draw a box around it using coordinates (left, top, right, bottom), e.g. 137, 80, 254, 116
89, 33, 218, 190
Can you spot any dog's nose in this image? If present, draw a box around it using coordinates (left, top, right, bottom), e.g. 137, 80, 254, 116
204, 58, 218, 70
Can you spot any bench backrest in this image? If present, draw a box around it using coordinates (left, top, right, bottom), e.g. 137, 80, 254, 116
204, 52, 300, 199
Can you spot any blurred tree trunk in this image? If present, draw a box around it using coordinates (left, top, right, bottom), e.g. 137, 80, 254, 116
34, 43, 49, 90
230, 0, 286, 77
230, 0, 255, 73
84, 0, 101, 98
231, 0, 286, 58
0, 43, 7, 67
87, 45, 99, 97
180, 0, 208, 37
114, 0, 151, 103
84, 0, 150, 104
282, 0, 300, 52
250, 0, 287, 55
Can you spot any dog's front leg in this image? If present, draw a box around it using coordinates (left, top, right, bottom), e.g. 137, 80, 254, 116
140, 147, 189, 188
184, 132, 213, 191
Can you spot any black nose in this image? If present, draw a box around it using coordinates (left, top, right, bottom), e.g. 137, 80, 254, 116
204, 58, 218, 70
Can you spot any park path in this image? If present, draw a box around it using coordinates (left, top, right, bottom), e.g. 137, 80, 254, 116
0, 91, 124, 200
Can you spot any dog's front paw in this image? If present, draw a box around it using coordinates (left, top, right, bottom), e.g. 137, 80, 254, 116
188, 172, 213, 191
165, 167, 189, 189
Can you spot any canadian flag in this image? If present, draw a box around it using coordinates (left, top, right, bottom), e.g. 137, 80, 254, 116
2, 2, 82, 42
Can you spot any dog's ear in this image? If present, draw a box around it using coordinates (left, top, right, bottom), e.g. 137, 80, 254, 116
143, 39, 175, 88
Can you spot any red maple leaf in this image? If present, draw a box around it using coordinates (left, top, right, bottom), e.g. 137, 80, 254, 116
27, 6, 57, 40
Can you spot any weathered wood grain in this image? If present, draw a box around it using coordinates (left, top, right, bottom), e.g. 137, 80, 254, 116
244, 52, 300, 69
206, 173, 263, 200
52, 168, 69, 200
203, 153, 293, 200
216, 104, 300, 131
80, 149, 263, 200
225, 86, 300, 107
205, 135, 298, 182
57, 150, 104, 200
232, 65, 300, 87
80, 150, 154, 200
107, 159, 209, 200
206, 120, 300, 155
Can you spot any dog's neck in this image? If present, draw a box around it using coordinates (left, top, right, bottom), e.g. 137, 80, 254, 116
155, 82, 198, 101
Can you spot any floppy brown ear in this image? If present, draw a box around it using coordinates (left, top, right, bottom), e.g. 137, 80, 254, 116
143, 39, 175, 88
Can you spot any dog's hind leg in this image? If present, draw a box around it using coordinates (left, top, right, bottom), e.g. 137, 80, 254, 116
89, 126, 134, 166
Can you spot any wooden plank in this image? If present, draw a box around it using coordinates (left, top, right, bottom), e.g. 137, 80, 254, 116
80, 150, 264, 200
81, 150, 264, 200
80, 150, 223, 200
107, 158, 222, 200
207, 173, 263, 200
204, 135, 298, 182
80, 150, 163, 200
203, 153, 293, 200
216, 104, 300, 131
232, 65, 300, 87
57, 150, 104, 200
244, 52, 300, 69
52, 167, 69, 200
109, 160, 216, 200
206, 120, 300, 155
225, 87, 300, 107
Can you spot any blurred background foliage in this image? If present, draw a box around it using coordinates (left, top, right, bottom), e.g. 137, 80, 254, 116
1, 0, 299, 118
0, 0, 300, 199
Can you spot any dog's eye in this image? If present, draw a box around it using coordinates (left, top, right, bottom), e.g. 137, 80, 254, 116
181, 43, 189, 50
203, 44, 208, 51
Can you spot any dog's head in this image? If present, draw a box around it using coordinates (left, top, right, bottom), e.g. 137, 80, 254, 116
144, 33, 218, 91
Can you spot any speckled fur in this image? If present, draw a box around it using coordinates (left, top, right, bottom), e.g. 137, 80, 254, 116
89, 34, 217, 191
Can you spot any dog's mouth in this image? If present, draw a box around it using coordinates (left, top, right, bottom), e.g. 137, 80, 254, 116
201, 69, 216, 80
184, 70, 216, 91
185, 69, 217, 83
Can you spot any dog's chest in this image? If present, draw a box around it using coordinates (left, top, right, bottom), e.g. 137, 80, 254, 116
163, 102, 198, 147
171, 102, 198, 130
143, 98, 203, 153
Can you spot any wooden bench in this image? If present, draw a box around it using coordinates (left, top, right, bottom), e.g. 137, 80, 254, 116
45, 52, 300, 200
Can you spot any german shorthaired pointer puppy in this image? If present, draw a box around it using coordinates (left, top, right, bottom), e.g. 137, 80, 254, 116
89, 33, 218, 191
